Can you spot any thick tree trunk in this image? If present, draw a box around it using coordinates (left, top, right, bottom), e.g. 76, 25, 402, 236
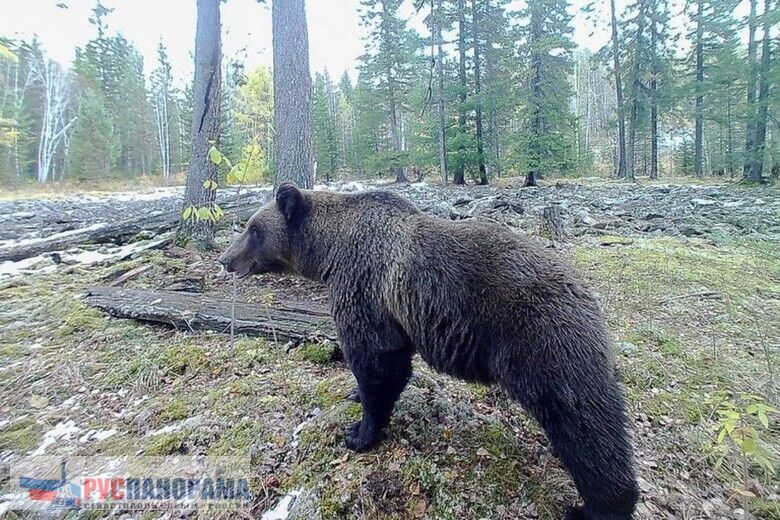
272, 0, 315, 188
746, 0, 772, 182
743, 0, 759, 179
179, 0, 222, 249
454, 0, 468, 185
693, 0, 704, 178
610, 0, 627, 179
435, 0, 447, 185
471, 0, 488, 185
84, 287, 338, 343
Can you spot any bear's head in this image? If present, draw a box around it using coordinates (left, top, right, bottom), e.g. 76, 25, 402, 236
218, 182, 309, 278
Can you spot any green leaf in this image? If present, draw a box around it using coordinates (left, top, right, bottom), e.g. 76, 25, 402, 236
209, 146, 222, 165
197, 207, 212, 221
182, 206, 193, 220
758, 411, 769, 428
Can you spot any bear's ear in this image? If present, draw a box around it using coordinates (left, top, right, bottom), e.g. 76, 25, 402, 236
275, 182, 308, 223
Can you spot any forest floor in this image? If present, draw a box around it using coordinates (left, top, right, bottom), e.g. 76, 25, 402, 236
0, 178, 778, 519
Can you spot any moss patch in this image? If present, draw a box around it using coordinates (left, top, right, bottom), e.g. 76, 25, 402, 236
0, 418, 41, 452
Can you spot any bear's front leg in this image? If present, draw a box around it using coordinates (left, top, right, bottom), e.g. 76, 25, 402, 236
343, 348, 412, 452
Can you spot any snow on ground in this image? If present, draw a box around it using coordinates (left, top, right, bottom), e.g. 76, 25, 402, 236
261, 490, 303, 520
31, 420, 82, 456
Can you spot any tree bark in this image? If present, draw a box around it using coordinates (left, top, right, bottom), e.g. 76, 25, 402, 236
743, 0, 759, 179
746, 0, 772, 182
179, 0, 222, 248
610, 0, 627, 179
454, 0, 468, 185
84, 287, 338, 343
272, 0, 315, 188
540, 205, 565, 240
471, 0, 488, 185
435, 0, 447, 184
693, 0, 704, 178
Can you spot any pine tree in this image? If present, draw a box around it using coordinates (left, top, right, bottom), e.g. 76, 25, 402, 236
313, 70, 339, 182
685, 0, 739, 177
518, 0, 576, 186
744, 0, 774, 181
471, 0, 488, 184
359, 0, 418, 182
453, 0, 469, 184
68, 86, 118, 179
337, 71, 359, 174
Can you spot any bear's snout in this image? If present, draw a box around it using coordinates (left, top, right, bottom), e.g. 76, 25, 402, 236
217, 250, 236, 272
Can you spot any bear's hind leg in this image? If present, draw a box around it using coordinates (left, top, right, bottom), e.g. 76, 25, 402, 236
503, 371, 639, 520
344, 348, 412, 452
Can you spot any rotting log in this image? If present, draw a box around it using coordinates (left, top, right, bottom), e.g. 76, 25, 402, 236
0, 191, 269, 263
83, 286, 337, 343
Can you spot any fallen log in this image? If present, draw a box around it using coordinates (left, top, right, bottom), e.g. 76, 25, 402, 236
83, 286, 337, 343
0, 190, 269, 263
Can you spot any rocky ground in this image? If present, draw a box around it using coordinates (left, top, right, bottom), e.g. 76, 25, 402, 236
0, 178, 778, 519
0, 179, 777, 245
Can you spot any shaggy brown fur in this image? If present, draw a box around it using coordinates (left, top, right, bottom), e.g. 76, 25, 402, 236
219, 183, 639, 519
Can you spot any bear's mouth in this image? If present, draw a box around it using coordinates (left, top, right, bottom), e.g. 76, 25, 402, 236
235, 269, 252, 280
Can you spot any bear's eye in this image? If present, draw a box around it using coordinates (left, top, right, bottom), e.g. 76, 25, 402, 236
250, 227, 263, 242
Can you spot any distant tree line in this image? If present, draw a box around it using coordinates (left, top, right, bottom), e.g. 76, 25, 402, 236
1, 0, 778, 187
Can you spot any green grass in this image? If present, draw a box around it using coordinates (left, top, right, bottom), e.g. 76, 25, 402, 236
0, 419, 41, 452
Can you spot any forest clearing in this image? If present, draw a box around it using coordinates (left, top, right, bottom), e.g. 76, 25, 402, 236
0, 178, 778, 518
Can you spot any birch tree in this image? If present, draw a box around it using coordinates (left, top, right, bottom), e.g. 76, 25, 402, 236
151, 41, 173, 178
29, 48, 76, 183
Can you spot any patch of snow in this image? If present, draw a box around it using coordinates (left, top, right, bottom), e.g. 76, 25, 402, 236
0, 256, 50, 278
290, 408, 320, 448
261, 490, 302, 520
79, 428, 117, 444
146, 416, 202, 437
0, 222, 107, 250
31, 420, 81, 456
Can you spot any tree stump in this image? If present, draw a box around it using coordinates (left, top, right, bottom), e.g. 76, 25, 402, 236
540, 205, 565, 240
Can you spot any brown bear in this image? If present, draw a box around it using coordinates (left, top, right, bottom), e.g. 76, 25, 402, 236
218, 183, 639, 520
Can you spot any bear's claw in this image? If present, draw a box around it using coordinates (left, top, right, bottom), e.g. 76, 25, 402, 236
344, 421, 379, 452
346, 387, 361, 403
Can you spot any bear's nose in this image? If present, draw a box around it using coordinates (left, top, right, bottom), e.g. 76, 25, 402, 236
217, 254, 230, 269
